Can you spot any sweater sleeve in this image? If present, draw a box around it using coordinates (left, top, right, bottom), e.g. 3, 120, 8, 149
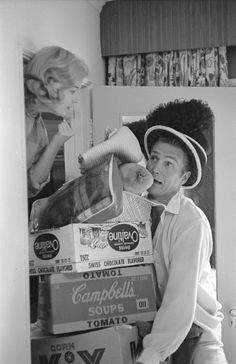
137, 218, 212, 364
26, 115, 50, 198
27, 165, 51, 197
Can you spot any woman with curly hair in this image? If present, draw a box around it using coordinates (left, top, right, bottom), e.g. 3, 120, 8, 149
25, 45, 89, 198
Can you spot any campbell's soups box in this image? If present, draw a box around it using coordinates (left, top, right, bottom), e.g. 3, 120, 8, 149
29, 222, 153, 275
37, 265, 158, 334
31, 324, 142, 364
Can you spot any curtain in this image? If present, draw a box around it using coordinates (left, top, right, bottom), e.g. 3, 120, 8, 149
107, 47, 228, 86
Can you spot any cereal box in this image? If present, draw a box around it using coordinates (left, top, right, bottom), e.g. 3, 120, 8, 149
31, 324, 141, 364
29, 221, 153, 275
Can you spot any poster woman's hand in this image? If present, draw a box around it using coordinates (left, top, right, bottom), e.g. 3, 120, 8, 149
53, 119, 74, 146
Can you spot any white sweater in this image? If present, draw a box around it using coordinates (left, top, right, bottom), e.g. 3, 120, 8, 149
137, 189, 223, 364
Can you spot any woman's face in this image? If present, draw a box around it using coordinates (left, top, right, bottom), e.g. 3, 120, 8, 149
46, 86, 79, 118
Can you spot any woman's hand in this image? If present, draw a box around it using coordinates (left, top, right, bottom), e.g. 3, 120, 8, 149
53, 119, 74, 146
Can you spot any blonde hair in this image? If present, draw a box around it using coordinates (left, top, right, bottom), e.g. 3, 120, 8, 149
24, 46, 89, 106
25, 45, 88, 86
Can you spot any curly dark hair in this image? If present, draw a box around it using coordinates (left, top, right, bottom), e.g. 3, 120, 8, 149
146, 99, 215, 155
125, 119, 149, 158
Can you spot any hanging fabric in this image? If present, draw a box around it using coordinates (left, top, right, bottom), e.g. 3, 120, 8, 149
107, 47, 228, 86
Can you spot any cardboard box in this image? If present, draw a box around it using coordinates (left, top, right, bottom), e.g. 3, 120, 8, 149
31, 324, 172, 364
29, 221, 153, 275
37, 265, 158, 334
31, 324, 141, 364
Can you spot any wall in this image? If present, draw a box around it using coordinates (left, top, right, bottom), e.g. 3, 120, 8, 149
0, 1, 105, 362
17, 0, 105, 85
0, 4, 30, 363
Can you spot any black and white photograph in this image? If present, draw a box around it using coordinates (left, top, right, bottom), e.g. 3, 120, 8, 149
1, 1, 236, 364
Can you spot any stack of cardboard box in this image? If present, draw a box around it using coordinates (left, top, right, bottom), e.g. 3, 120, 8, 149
29, 217, 162, 364
29, 151, 172, 363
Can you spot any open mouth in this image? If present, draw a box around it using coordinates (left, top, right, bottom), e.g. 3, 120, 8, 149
154, 179, 162, 185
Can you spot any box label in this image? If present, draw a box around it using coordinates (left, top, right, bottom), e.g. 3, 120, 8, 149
107, 223, 139, 251
34, 233, 60, 260
35, 343, 139, 364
